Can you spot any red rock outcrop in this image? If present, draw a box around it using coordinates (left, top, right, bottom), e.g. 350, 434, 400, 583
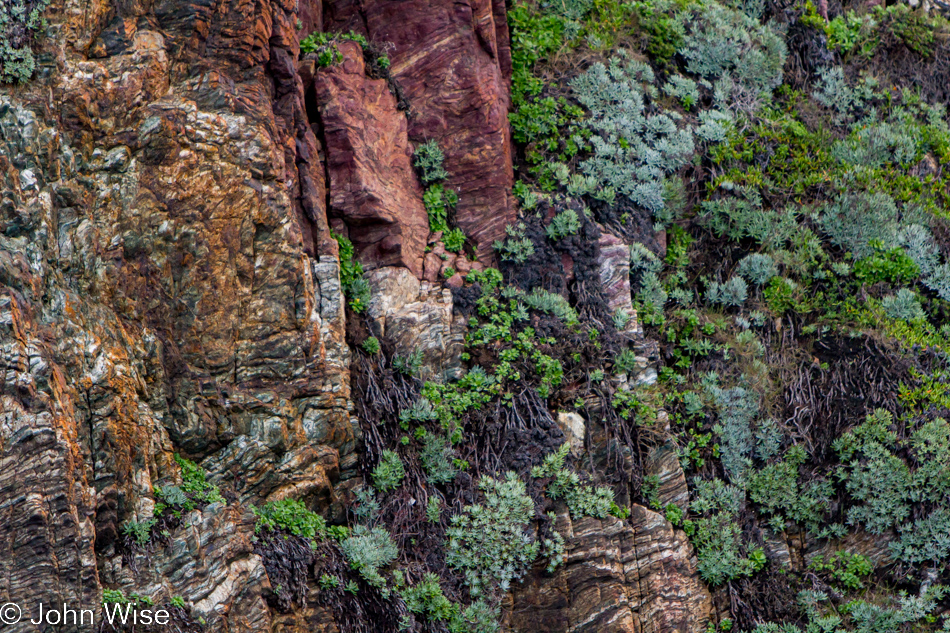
323, 0, 517, 259
311, 41, 429, 277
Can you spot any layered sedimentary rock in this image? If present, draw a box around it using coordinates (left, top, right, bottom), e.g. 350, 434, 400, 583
0, 1, 716, 631
365, 266, 466, 380
509, 507, 712, 633
0, 0, 353, 627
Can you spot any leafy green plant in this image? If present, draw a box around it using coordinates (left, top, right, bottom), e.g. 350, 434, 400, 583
393, 349, 424, 376
253, 498, 327, 540
531, 444, 616, 518
446, 472, 539, 598
332, 231, 371, 313
570, 51, 694, 217
300, 31, 369, 67
705, 277, 748, 307
122, 519, 157, 546
0, 1, 49, 84
420, 433, 458, 484
340, 525, 398, 590
545, 209, 580, 240
808, 551, 874, 590
493, 222, 535, 263
414, 140, 450, 185
361, 336, 381, 355
852, 242, 919, 285
443, 228, 466, 253
736, 253, 778, 286
882, 288, 926, 321
372, 450, 405, 493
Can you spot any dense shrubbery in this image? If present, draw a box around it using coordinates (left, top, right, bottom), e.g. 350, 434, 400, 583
446, 473, 539, 598
0, 1, 49, 84
276, 0, 950, 629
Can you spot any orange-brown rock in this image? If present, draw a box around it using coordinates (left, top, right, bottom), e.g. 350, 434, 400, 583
1, 0, 353, 628
311, 41, 429, 277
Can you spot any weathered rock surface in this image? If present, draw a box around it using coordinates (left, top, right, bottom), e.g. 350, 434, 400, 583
311, 42, 429, 277
644, 441, 690, 511
598, 230, 641, 337
325, 0, 517, 258
365, 266, 465, 380
0, 1, 717, 632
0, 0, 353, 628
509, 506, 712, 633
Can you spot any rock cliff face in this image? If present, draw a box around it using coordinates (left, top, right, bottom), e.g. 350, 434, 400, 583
1, 1, 709, 632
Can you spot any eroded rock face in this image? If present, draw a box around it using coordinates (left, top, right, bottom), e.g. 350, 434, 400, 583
597, 230, 642, 337
365, 266, 465, 380
509, 507, 711, 633
324, 0, 517, 259
0, 0, 352, 627
311, 42, 429, 277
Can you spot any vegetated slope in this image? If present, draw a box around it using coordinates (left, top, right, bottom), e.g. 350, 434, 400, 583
3, 0, 950, 631
501, 0, 950, 630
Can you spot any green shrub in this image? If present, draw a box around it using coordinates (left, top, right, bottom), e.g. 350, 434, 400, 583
420, 433, 458, 484
446, 472, 539, 598
300, 31, 368, 67
361, 336, 381, 355
0, 1, 49, 84
663, 74, 700, 109
834, 410, 912, 534
426, 496, 442, 522
707, 383, 758, 483
508, 1, 569, 104
414, 140, 449, 185
332, 232, 371, 313
898, 224, 939, 276
253, 499, 327, 540
701, 190, 797, 248
519, 287, 580, 328
630, 242, 662, 274
808, 551, 874, 590
423, 184, 459, 233
852, 243, 920, 285
736, 253, 778, 286
493, 223, 535, 263
689, 478, 765, 583
818, 192, 900, 260
763, 277, 799, 314
545, 209, 580, 240
891, 507, 950, 564
393, 349, 423, 376
676, 1, 786, 104
882, 288, 926, 321
531, 444, 616, 518
812, 66, 876, 120
630, 0, 685, 64
372, 450, 405, 493
638, 271, 668, 310
569, 50, 694, 217
122, 519, 157, 546
705, 277, 748, 307
747, 445, 832, 533
340, 525, 398, 589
